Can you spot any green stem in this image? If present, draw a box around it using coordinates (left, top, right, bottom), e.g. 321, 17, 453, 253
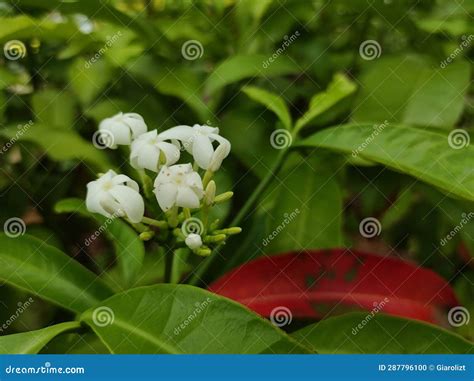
187, 148, 289, 286
142, 216, 168, 229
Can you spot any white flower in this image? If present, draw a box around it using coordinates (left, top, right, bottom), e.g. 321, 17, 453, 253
158, 124, 230, 170
86, 170, 144, 223
185, 233, 202, 250
99, 112, 147, 147
130, 130, 180, 172
154, 164, 203, 211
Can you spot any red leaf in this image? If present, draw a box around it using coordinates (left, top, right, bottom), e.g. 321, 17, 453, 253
208, 249, 459, 324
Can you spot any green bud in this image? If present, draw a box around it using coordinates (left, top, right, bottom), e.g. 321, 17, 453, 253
204, 234, 226, 244
195, 247, 212, 257
214, 191, 233, 204
209, 219, 220, 231
139, 231, 155, 241
204, 180, 216, 205
214, 227, 242, 235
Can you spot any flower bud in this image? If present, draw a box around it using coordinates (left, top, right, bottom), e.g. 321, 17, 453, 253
185, 233, 203, 250
204, 180, 216, 205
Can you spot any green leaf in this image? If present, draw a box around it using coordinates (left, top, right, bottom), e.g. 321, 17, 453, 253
55, 198, 145, 288
81, 284, 308, 354
205, 54, 299, 96
242, 86, 292, 130
0, 322, 81, 354
298, 124, 474, 201
352, 55, 471, 129
292, 313, 474, 354
0, 234, 114, 313
295, 73, 357, 132
40, 333, 110, 354
0, 124, 112, 171
31, 88, 76, 129
265, 154, 343, 252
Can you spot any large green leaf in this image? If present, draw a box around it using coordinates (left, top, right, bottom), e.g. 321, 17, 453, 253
294, 73, 357, 132
352, 55, 471, 129
0, 124, 111, 171
0, 234, 114, 313
0, 321, 81, 354
205, 54, 299, 96
242, 86, 292, 130
81, 284, 309, 354
31, 88, 76, 129
298, 124, 474, 201
55, 198, 145, 289
265, 154, 343, 253
292, 313, 473, 354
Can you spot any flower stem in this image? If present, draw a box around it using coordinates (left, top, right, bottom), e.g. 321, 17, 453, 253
187, 148, 289, 286
142, 216, 168, 229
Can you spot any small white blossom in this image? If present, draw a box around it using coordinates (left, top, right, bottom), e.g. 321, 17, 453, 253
154, 164, 204, 211
130, 130, 180, 172
158, 124, 230, 170
99, 112, 147, 147
185, 233, 203, 250
86, 170, 144, 223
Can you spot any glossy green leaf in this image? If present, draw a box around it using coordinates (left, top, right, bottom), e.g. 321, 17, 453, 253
81, 284, 309, 354
0, 124, 111, 171
55, 198, 145, 288
298, 124, 474, 201
242, 86, 292, 130
205, 54, 299, 95
31, 88, 76, 129
40, 333, 110, 354
352, 56, 471, 129
295, 73, 357, 132
265, 154, 343, 253
292, 313, 474, 354
0, 234, 114, 313
0, 321, 81, 354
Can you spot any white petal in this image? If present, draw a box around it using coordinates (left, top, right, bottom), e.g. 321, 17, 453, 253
137, 144, 161, 172
209, 138, 231, 171
192, 134, 214, 169
158, 125, 193, 141
185, 234, 202, 249
108, 185, 145, 223
154, 182, 178, 211
185, 171, 203, 190
176, 186, 200, 208
112, 174, 139, 192
155, 166, 172, 186
86, 187, 112, 218
123, 113, 147, 138
157, 141, 180, 165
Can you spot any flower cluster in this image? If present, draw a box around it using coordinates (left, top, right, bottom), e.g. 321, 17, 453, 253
86, 112, 240, 256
